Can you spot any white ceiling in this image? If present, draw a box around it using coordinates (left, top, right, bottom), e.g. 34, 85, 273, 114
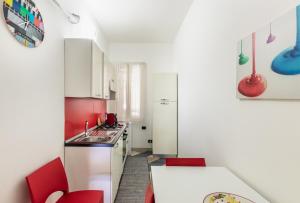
63, 0, 194, 43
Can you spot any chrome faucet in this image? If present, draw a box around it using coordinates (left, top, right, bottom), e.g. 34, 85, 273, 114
84, 120, 89, 136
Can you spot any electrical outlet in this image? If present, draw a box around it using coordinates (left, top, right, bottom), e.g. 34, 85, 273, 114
142, 126, 147, 130
147, 139, 152, 143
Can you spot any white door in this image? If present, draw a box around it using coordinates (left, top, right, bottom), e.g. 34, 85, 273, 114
92, 42, 103, 98
153, 101, 177, 155
153, 74, 177, 102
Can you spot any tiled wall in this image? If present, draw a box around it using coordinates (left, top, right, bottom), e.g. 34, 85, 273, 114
65, 97, 107, 140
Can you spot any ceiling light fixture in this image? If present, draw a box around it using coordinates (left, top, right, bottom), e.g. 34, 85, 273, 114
52, 0, 80, 24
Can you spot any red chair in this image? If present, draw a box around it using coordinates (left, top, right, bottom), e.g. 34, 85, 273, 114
26, 157, 103, 203
145, 182, 155, 203
165, 158, 206, 167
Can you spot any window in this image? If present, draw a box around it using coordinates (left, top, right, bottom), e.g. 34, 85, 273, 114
116, 63, 146, 122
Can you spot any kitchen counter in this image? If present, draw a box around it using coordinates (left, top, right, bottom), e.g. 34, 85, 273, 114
64, 121, 130, 203
65, 122, 127, 147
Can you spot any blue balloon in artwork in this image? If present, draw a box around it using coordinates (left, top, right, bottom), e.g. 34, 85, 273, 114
271, 5, 300, 75
272, 47, 300, 75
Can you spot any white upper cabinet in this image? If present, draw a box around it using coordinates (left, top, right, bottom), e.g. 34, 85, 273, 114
103, 56, 117, 100
65, 39, 104, 98
153, 73, 178, 101
92, 42, 104, 98
109, 63, 117, 92
103, 56, 110, 99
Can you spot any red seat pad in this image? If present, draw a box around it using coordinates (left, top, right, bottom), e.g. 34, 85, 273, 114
57, 190, 103, 203
165, 158, 206, 167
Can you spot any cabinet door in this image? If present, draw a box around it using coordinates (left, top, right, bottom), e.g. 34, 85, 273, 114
65, 147, 112, 203
111, 138, 123, 201
153, 101, 177, 155
103, 56, 111, 99
92, 42, 103, 98
109, 63, 117, 92
153, 74, 177, 102
65, 39, 92, 97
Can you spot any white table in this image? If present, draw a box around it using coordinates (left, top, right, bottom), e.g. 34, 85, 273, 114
151, 166, 269, 203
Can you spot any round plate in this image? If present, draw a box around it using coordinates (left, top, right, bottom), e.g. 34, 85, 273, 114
3, 0, 44, 48
203, 192, 255, 203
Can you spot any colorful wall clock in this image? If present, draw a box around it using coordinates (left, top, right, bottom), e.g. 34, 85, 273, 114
3, 0, 44, 48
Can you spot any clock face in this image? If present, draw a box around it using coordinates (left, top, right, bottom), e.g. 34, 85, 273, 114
3, 0, 44, 48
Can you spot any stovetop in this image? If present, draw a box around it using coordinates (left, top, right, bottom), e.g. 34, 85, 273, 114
99, 123, 124, 130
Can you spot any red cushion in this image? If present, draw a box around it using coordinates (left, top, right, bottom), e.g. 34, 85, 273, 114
57, 190, 103, 203
165, 158, 206, 167
145, 183, 155, 203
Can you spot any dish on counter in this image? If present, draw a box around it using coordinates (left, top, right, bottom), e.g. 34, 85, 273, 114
203, 192, 255, 203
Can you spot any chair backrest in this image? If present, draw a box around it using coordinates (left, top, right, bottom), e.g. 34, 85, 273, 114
165, 158, 206, 167
145, 183, 155, 203
26, 157, 69, 203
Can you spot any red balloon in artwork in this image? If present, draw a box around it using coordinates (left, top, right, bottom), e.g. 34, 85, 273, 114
238, 32, 267, 97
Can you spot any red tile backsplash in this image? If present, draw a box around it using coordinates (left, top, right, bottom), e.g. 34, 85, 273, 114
65, 97, 107, 140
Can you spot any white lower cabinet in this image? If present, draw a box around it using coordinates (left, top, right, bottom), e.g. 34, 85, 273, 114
111, 138, 123, 201
65, 139, 124, 203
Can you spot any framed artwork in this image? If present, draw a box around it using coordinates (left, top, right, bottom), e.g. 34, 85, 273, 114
237, 5, 300, 99
3, 0, 44, 48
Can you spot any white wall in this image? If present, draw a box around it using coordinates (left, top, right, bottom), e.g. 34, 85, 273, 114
109, 43, 175, 148
174, 0, 300, 203
0, 1, 107, 202
61, 0, 108, 53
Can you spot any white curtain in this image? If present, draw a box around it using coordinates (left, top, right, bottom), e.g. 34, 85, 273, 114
115, 63, 146, 122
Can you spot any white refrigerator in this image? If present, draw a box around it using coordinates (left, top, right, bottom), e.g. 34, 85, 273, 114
152, 73, 178, 155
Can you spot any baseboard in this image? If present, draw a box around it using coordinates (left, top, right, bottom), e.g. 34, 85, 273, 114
132, 148, 152, 152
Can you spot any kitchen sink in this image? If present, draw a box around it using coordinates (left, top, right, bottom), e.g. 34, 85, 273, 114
90, 130, 118, 137
74, 129, 119, 143
80, 136, 113, 143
